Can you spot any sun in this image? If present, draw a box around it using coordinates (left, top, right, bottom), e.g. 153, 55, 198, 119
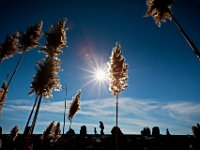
95, 69, 106, 81
76, 48, 109, 96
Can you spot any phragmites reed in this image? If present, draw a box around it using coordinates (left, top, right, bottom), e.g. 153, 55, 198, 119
29, 19, 67, 98
42, 121, 55, 142
42, 121, 61, 143
10, 125, 19, 141
29, 58, 61, 98
0, 32, 19, 63
0, 82, 8, 114
145, 0, 200, 60
19, 21, 43, 52
25, 19, 67, 139
108, 42, 128, 128
108, 42, 128, 96
145, 0, 173, 27
68, 90, 81, 129
52, 122, 61, 143
40, 18, 67, 58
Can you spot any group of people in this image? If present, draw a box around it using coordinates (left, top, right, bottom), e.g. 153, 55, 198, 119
0, 123, 200, 150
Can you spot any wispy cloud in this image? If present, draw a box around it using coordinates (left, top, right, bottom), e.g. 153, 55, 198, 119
2, 97, 200, 134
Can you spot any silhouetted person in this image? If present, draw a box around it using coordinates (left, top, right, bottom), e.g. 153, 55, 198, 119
141, 127, 151, 137
152, 126, 160, 137
166, 128, 170, 135
66, 128, 75, 135
195, 123, 200, 137
192, 126, 200, 138
190, 124, 200, 150
76, 125, 89, 150
7, 125, 19, 150
99, 121, 104, 135
94, 127, 97, 135
80, 125, 87, 137
0, 126, 2, 134
110, 126, 127, 150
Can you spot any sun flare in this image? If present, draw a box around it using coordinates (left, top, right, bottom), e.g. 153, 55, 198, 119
95, 69, 106, 81
76, 48, 109, 96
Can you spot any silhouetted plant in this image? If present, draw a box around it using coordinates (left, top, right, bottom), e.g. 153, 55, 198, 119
26, 58, 61, 138
0, 82, 8, 114
10, 125, 19, 142
52, 122, 61, 143
63, 84, 68, 135
29, 58, 61, 98
25, 19, 67, 138
108, 42, 128, 127
41, 121, 61, 146
42, 121, 55, 142
145, 0, 200, 60
0, 21, 43, 115
19, 21, 43, 52
24, 20, 67, 134
0, 32, 19, 63
68, 90, 81, 129
40, 18, 67, 58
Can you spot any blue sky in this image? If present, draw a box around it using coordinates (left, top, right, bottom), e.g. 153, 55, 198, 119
0, 0, 200, 135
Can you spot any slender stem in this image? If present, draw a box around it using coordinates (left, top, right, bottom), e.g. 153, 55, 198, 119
115, 94, 119, 150
63, 98, 67, 135
170, 12, 200, 60
7, 52, 25, 87
63, 84, 67, 135
25, 96, 42, 149
0, 52, 25, 103
29, 96, 42, 135
23, 96, 38, 134
116, 94, 118, 127
69, 119, 72, 130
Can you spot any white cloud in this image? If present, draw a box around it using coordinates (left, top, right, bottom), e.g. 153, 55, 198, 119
2, 97, 200, 134
163, 102, 200, 115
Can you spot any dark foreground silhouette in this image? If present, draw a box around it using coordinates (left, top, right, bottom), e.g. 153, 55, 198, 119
0, 133, 200, 150
0, 125, 200, 150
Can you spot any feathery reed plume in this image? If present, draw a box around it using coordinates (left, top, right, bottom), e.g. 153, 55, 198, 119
0, 82, 8, 114
25, 19, 67, 136
42, 121, 55, 142
29, 58, 61, 98
145, 0, 200, 60
68, 90, 81, 129
10, 125, 19, 142
108, 43, 128, 96
108, 42, 128, 127
19, 21, 43, 52
42, 121, 61, 143
0, 21, 43, 111
40, 18, 67, 58
25, 20, 67, 149
52, 122, 61, 143
0, 32, 19, 63
145, 0, 173, 27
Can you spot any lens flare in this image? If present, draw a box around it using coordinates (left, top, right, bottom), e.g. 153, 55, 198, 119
95, 69, 106, 81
